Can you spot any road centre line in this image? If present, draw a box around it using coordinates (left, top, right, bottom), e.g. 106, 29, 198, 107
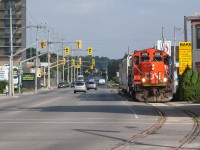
0, 120, 193, 124
6, 98, 60, 115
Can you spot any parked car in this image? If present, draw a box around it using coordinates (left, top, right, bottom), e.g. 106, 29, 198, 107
58, 82, 69, 88
74, 81, 87, 93
87, 81, 97, 90
71, 81, 75, 88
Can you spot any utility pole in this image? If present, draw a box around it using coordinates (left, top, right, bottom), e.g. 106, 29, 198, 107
35, 27, 39, 93
67, 55, 69, 83
62, 39, 65, 82
47, 29, 51, 89
184, 16, 188, 42
34, 25, 46, 93
9, 2, 13, 96
56, 33, 59, 85
173, 26, 180, 93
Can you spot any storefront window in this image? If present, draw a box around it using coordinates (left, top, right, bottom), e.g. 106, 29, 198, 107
197, 28, 200, 49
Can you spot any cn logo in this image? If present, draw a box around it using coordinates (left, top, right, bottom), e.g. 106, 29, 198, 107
164, 44, 168, 53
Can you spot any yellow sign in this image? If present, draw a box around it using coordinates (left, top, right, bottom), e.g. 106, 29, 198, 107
179, 42, 192, 50
179, 42, 192, 75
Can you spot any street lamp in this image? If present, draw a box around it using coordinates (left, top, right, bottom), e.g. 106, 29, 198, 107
9, 2, 14, 96
9, 24, 46, 95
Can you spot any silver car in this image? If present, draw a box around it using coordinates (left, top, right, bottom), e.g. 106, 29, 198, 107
74, 81, 87, 93
87, 81, 98, 90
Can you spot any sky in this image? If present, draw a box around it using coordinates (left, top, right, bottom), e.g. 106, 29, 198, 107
26, 0, 200, 59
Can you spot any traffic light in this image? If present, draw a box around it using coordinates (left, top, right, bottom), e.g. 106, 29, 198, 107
71, 58, 75, 66
90, 65, 93, 69
64, 47, 70, 55
92, 59, 95, 66
77, 65, 81, 68
78, 57, 82, 65
76, 40, 82, 49
41, 40, 47, 48
63, 58, 66, 65
88, 47, 92, 56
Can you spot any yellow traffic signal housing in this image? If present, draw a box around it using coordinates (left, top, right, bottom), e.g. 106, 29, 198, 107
71, 58, 75, 66
64, 47, 70, 55
90, 65, 93, 69
78, 57, 82, 65
41, 40, 47, 48
92, 59, 95, 66
76, 40, 82, 49
63, 58, 66, 65
88, 47, 92, 55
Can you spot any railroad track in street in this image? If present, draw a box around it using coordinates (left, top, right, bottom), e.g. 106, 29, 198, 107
106, 102, 200, 150
168, 104, 200, 150
107, 103, 166, 150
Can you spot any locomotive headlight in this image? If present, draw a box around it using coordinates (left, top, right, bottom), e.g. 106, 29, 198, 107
142, 78, 146, 83
152, 64, 155, 71
163, 77, 167, 82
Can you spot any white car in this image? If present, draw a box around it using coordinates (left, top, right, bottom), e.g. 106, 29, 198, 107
74, 81, 87, 93
87, 81, 98, 90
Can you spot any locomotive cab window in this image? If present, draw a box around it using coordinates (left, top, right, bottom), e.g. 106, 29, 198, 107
153, 56, 162, 61
164, 55, 169, 65
134, 56, 139, 65
153, 52, 162, 61
141, 56, 149, 62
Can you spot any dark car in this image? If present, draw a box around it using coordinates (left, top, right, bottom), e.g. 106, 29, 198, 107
58, 82, 69, 88
71, 81, 75, 88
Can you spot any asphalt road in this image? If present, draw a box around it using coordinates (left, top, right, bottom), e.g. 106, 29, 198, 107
0, 86, 199, 150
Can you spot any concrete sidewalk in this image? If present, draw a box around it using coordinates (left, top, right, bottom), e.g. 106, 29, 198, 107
0, 87, 57, 99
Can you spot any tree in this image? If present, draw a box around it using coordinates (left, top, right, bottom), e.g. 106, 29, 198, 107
0, 80, 8, 94
177, 66, 200, 102
107, 59, 120, 82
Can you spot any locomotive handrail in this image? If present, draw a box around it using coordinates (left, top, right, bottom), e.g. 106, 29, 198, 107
133, 63, 142, 74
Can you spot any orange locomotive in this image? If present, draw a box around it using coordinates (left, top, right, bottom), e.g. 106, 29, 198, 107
131, 48, 173, 102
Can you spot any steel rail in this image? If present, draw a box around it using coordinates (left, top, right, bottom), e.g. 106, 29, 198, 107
168, 104, 200, 150
107, 103, 166, 150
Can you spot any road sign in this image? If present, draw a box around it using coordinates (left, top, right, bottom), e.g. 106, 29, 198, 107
157, 40, 171, 56
179, 42, 192, 75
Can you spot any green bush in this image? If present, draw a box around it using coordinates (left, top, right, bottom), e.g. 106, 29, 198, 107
0, 80, 8, 94
177, 66, 200, 102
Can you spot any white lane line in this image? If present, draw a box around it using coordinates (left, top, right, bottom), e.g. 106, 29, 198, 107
122, 101, 138, 119
6, 98, 60, 115
0, 121, 147, 124
0, 121, 193, 124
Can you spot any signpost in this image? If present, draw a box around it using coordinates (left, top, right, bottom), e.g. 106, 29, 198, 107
179, 42, 192, 75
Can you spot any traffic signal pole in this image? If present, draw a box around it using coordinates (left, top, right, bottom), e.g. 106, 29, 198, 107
47, 30, 51, 89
